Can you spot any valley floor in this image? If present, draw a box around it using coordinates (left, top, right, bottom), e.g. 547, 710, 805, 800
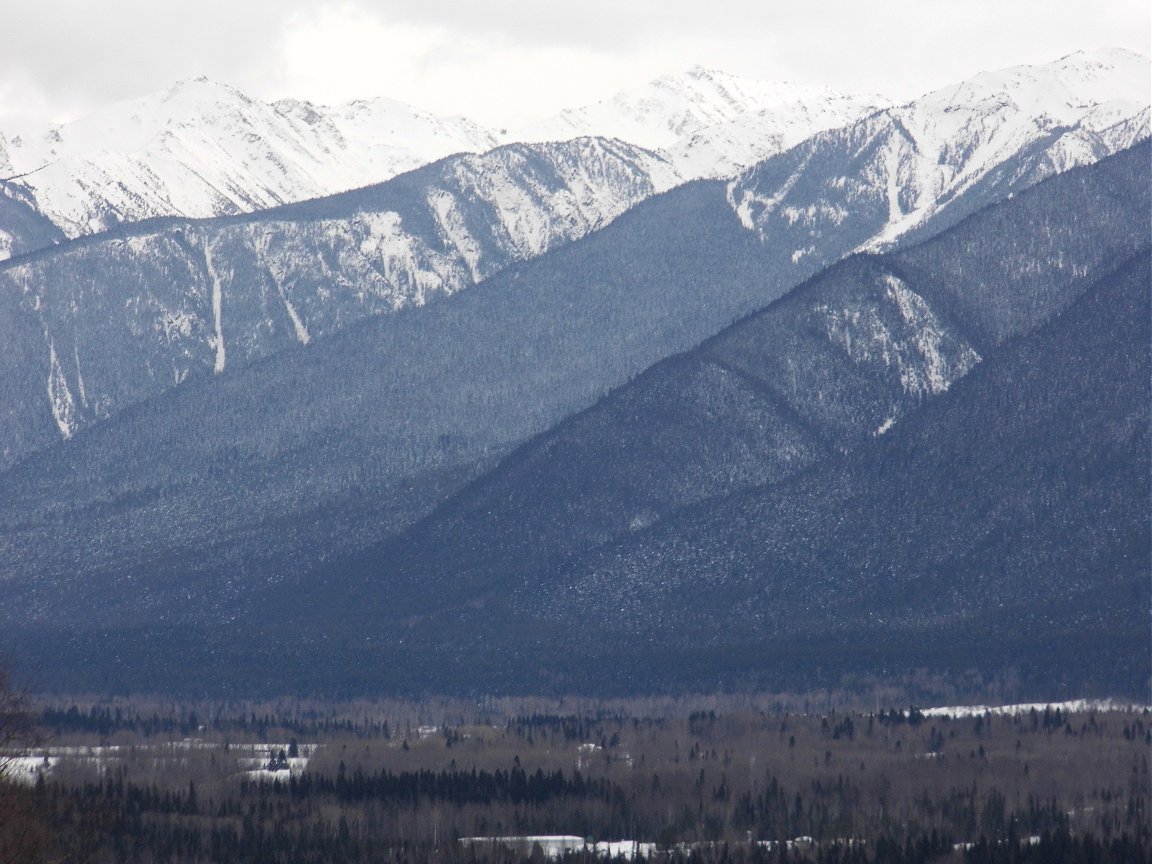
1, 694, 1148, 863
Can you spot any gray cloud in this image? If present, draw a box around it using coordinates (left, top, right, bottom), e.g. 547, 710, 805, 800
3, 0, 295, 107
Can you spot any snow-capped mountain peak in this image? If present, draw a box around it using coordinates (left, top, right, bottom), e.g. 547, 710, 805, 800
0, 78, 502, 242
728, 48, 1151, 254
516, 66, 888, 179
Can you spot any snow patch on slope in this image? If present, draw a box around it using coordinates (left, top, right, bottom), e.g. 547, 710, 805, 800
202, 240, 227, 373
817, 273, 981, 401
46, 338, 78, 438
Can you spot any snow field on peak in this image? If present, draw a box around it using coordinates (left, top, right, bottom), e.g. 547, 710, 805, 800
727, 48, 1151, 253
2, 49, 1145, 257
518, 67, 887, 180
1, 78, 502, 243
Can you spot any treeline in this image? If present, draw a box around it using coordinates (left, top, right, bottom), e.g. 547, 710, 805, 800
13, 756, 1149, 861
39, 703, 391, 739
253, 764, 620, 807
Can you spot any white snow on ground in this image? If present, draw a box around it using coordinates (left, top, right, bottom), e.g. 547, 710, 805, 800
202, 239, 226, 373
2, 740, 317, 785
595, 841, 659, 859
428, 188, 485, 283
460, 837, 656, 860
3, 755, 59, 785
883, 274, 981, 396
816, 273, 980, 401
46, 337, 78, 438
921, 699, 1148, 718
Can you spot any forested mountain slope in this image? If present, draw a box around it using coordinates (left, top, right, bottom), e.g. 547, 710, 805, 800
0, 180, 792, 637
0, 138, 680, 469
0, 55, 1145, 696
351, 142, 1149, 626
518, 248, 1151, 696
4, 145, 1147, 697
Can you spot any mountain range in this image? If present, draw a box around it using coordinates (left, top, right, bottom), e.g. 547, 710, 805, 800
0, 137, 681, 469
1, 49, 1145, 475
0, 66, 885, 257
0, 49, 1147, 699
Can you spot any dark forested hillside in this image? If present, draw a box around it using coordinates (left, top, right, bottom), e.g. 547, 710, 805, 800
515, 248, 1152, 694
0, 178, 803, 685
278, 242, 1149, 697
1, 132, 1147, 696
321, 142, 1149, 651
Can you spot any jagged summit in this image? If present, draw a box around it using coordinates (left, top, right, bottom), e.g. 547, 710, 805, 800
516, 65, 887, 177
0, 79, 502, 243
729, 47, 1151, 255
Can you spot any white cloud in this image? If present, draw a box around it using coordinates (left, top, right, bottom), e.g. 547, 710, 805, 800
0, 0, 1147, 130
270, 4, 691, 126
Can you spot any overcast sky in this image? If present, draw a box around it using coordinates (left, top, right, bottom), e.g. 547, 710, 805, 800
1, 0, 1148, 130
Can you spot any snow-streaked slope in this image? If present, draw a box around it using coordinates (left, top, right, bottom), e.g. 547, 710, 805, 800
729, 48, 1151, 255
0, 137, 680, 467
666, 90, 888, 179
1, 78, 501, 243
518, 66, 887, 179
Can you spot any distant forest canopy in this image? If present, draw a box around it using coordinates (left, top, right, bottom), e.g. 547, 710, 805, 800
3, 693, 1148, 863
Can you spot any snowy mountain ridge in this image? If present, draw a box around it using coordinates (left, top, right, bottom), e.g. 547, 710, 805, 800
729, 47, 1151, 254
0, 137, 680, 466
2, 50, 1143, 264
0, 66, 887, 258
0, 77, 502, 244
517, 65, 889, 178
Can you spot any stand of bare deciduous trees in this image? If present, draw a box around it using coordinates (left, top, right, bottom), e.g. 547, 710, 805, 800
0, 667, 54, 864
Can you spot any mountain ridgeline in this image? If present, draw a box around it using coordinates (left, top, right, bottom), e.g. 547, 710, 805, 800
0, 49, 1146, 476
0, 137, 680, 469
0, 68, 884, 253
